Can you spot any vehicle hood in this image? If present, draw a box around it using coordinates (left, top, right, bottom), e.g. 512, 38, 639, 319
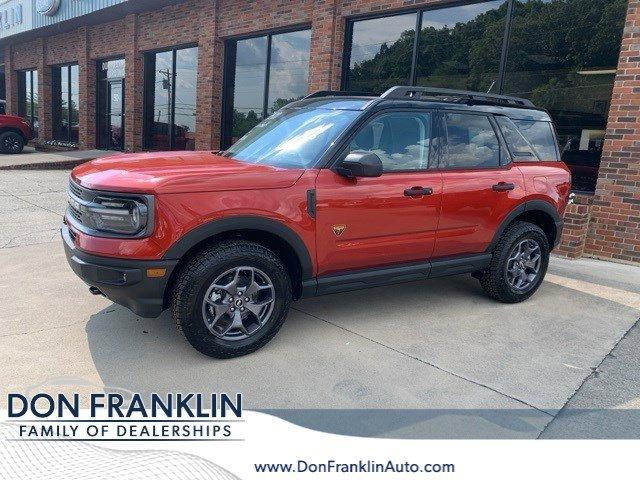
71, 151, 306, 194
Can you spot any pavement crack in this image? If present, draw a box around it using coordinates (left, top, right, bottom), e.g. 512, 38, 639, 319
292, 306, 554, 417
536, 316, 640, 438
0, 320, 88, 338
2, 191, 63, 216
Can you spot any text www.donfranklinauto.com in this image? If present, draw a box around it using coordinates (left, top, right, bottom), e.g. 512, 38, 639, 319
254, 460, 455, 474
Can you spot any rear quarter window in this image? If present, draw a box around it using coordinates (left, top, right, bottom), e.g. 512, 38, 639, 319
497, 116, 559, 161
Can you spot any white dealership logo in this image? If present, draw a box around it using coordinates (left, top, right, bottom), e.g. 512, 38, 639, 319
35, 0, 60, 16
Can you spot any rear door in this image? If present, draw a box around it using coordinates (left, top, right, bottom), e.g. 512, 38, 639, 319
315, 110, 443, 276
434, 111, 525, 258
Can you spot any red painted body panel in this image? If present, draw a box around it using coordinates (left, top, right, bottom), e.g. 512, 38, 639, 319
0, 114, 32, 139
71, 151, 304, 194
434, 163, 525, 257
314, 169, 443, 276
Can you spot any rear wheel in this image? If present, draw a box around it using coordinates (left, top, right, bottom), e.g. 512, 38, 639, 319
0, 131, 24, 154
479, 221, 549, 303
171, 240, 292, 358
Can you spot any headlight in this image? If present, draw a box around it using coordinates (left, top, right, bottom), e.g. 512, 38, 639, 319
67, 182, 153, 237
83, 196, 149, 235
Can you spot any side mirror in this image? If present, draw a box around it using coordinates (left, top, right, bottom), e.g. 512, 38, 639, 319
336, 151, 383, 178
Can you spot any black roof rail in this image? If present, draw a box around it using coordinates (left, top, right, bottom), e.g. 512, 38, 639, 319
380, 86, 536, 109
303, 90, 374, 99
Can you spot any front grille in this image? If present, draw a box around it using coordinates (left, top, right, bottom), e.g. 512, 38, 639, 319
67, 179, 93, 228
69, 180, 83, 198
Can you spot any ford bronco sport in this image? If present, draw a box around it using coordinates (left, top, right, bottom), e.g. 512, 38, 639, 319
62, 86, 571, 358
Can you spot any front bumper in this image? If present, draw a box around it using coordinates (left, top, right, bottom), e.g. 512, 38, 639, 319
62, 225, 178, 318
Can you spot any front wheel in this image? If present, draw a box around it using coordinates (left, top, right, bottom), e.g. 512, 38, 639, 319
479, 221, 549, 303
0, 131, 25, 154
171, 241, 292, 358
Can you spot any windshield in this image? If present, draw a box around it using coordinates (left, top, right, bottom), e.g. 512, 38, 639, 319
222, 107, 362, 168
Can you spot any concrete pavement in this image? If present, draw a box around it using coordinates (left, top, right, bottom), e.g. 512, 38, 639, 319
0, 169, 639, 438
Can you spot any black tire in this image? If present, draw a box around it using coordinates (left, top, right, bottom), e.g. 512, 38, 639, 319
171, 240, 292, 358
0, 131, 25, 154
479, 221, 549, 303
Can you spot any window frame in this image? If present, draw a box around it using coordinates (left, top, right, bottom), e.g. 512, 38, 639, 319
221, 25, 312, 149
436, 110, 509, 171
333, 107, 437, 175
52, 63, 79, 143
341, 0, 516, 94
142, 43, 199, 151
18, 69, 37, 136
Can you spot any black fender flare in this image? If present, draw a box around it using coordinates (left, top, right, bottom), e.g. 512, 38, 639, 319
486, 200, 563, 252
161, 216, 314, 279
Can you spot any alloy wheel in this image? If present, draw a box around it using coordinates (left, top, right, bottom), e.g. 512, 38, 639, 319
506, 239, 542, 292
201, 266, 276, 341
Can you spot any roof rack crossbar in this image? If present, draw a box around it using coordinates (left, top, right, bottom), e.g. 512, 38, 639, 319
380, 86, 535, 108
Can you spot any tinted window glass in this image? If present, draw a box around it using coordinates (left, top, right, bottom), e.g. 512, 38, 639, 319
349, 112, 431, 172
18, 70, 38, 137
496, 116, 538, 160
346, 13, 417, 94
267, 30, 312, 115
504, 0, 626, 190
417, 1, 507, 91
144, 47, 199, 151
223, 108, 361, 168
513, 120, 559, 161
52, 65, 78, 143
232, 36, 268, 140
443, 113, 500, 168
228, 30, 312, 145
174, 46, 198, 150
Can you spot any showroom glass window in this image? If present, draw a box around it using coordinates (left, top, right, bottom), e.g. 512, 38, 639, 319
503, 0, 626, 192
97, 59, 125, 151
344, 12, 417, 93
18, 69, 38, 137
342, 0, 626, 193
416, 1, 507, 92
143, 46, 198, 151
52, 64, 79, 143
222, 28, 312, 147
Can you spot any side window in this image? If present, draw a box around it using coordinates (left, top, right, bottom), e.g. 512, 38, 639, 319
349, 111, 431, 172
495, 116, 538, 161
513, 120, 559, 161
442, 113, 500, 168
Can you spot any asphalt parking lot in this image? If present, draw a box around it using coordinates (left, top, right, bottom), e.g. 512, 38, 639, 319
1, 168, 639, 439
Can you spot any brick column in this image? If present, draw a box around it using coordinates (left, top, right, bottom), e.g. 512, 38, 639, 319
124, 14, 144, 151
37, 38, 53, 142
556, 195, 593, 259
584, 0, 640, 263
195, 0, 223, 150
308, 0, 342, 92
4, 46, 18, 115
78, 27, 96, 149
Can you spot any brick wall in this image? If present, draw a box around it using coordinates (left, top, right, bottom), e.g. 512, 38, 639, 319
556, 195, 593, 259
583, 0, 640, 263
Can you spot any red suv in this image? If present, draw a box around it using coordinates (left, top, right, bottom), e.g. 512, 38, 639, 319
62, 87, 571, 358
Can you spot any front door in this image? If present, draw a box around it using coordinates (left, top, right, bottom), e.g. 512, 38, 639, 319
315, 110, 443, 276
98, 79, 124, 151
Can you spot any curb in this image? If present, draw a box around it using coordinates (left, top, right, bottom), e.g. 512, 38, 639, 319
0, 158, 93, 171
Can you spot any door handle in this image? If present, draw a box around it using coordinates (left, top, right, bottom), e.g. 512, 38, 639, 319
492, 182, 515, 192
404, 186, 433, 197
